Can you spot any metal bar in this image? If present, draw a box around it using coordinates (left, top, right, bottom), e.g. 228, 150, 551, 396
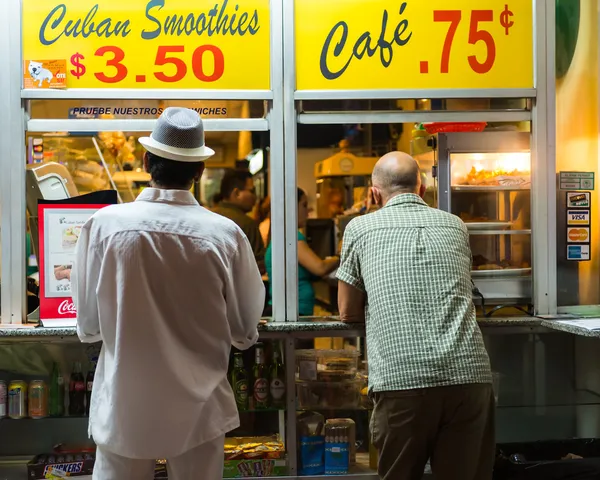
26, 118, 269, 133
468, 230, 532, 236
530, 0, 556, 315
21, 89, 273, 100
295, 89, 537, 100
283, 0, 298, 322
269, 0, 286, 323
284, 337, 297, 476
0, 0, 26, 324
298, 110, 532, 125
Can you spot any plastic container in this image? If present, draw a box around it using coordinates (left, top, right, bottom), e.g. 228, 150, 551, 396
295, 350, 360, 382
296, 380, 361, 410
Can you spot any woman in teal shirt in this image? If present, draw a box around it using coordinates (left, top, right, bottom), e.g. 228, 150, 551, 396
266, 188, 339, 316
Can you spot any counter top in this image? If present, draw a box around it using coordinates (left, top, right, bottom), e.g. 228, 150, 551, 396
540, 319, 600, 338
0, 316, 545, 339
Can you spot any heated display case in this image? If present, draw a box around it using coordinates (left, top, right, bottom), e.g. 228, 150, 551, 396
413, 132, 532, 311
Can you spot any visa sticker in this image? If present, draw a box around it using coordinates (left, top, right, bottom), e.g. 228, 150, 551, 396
567, 210, 590, 225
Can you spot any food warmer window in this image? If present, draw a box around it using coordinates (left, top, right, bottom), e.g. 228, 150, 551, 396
413, 131, 532, 310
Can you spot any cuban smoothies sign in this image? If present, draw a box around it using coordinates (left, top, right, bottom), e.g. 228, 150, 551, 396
22, 0, 270, 90
295, 0, 534, 91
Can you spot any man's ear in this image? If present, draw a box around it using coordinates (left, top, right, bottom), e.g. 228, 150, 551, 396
372, 187, 383, 206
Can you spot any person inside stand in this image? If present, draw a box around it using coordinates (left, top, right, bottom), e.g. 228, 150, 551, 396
72, 108, 265, 480
213, 169, 265, 273
337, 152, 494, 480
265, 188, 339, 317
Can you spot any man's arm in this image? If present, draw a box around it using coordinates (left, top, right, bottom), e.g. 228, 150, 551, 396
71, 223, 102, 343
336, 224, 367, 324
244, 219, 266, 274
226, 233, 265, 350
338, 280, 366, 324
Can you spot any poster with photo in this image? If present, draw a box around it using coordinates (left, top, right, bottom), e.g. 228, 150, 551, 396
38, 194, 116, 325
43, 210, 93, 297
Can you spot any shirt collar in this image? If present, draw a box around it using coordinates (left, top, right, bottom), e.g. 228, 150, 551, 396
383, 193, 428, 208
135, 188, 198, 206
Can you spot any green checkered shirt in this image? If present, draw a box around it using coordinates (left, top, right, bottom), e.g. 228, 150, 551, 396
337, 194, 491, 392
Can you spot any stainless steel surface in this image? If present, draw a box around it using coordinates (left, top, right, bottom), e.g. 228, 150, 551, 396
298, 110, 531, 124
465, 222, 513, 231
474, 276, 532, 302
294, 89, 537, 100
531, 0, 557, 315
269, 0, 286, 323
283, 0, 298, 322
21, 89, 274, 100
468, 230, 532, 236
452, 185, 531, 192
27, 118, 269, 133
472, 268, 532, 278
0, 0, 26, 324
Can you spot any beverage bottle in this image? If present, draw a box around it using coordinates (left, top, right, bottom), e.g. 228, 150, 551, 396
68, 362, 85, 416
252, 343, 270, 409
230, 353, 249, 411
85, 367, 95, 416
49, 362, 64, 417
270, 347, 286, 409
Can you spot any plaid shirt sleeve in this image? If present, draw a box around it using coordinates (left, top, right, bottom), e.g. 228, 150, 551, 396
336, 223, 365, 292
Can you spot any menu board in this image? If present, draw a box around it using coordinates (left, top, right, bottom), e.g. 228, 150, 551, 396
296, 0, 534, 91
22, 0, 270, 90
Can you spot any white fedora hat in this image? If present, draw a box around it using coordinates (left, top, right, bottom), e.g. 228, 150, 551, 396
139, 107, 215, 162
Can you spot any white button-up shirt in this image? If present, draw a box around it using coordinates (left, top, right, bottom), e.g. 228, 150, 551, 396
72, 188, 264, 459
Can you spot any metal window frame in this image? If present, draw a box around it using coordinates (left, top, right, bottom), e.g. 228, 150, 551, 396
0, 0, 26, 324
282, 0, 556, 322
0, 0, 287, 325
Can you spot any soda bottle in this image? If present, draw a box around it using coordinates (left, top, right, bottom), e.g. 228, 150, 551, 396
49, 363, 64, 417
85, 367, 95, 416
68, 362, 85, 416
253, 343, 270, 409
230, 353, 249, 411
270, 347, 286, 409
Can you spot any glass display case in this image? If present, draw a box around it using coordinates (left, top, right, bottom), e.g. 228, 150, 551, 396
413, 132, 532, 310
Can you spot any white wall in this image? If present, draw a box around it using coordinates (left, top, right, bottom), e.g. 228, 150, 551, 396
297, 148, 333, 215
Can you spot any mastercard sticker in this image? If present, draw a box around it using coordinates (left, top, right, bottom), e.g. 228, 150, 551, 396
567, 227, 590, 243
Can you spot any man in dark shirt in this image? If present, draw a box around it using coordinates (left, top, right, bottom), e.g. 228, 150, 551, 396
213, 169, 265, 273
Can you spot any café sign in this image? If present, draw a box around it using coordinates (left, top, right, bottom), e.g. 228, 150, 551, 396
295, 0, 534, 91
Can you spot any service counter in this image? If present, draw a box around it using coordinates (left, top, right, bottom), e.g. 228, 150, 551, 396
1, 317, 600, 480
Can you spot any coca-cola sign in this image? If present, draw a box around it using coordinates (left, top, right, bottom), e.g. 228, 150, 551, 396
57, 299, 77, 316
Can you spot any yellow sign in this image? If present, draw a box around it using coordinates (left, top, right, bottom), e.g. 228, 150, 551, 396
296, 0, 533, 90
23, 0, 270, 90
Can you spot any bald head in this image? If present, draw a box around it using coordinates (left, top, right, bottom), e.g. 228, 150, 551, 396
372, 152, 421, 201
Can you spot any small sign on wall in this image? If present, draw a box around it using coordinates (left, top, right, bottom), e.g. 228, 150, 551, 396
560, 171, 595, 190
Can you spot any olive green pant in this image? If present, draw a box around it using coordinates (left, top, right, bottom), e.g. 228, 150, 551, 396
370, 384, 495, 480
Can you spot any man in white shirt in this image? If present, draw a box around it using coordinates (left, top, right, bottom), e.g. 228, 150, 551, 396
72, 108, 265, 480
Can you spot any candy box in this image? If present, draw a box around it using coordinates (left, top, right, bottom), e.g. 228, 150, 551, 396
27, 452, 95, 479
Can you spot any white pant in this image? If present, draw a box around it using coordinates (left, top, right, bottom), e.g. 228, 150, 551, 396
93, 435, 225, 480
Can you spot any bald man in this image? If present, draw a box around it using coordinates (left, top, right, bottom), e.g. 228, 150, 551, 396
337, 152, 494, 480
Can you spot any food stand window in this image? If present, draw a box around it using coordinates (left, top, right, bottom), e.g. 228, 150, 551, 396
282, 0, 556, 322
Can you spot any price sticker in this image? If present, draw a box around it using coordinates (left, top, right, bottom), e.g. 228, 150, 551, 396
23, 0, 270, 90
296, 0, 533, 91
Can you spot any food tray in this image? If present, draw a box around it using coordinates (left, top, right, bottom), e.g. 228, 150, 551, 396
471, 268, 532, 278
423, 122, 487, 134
